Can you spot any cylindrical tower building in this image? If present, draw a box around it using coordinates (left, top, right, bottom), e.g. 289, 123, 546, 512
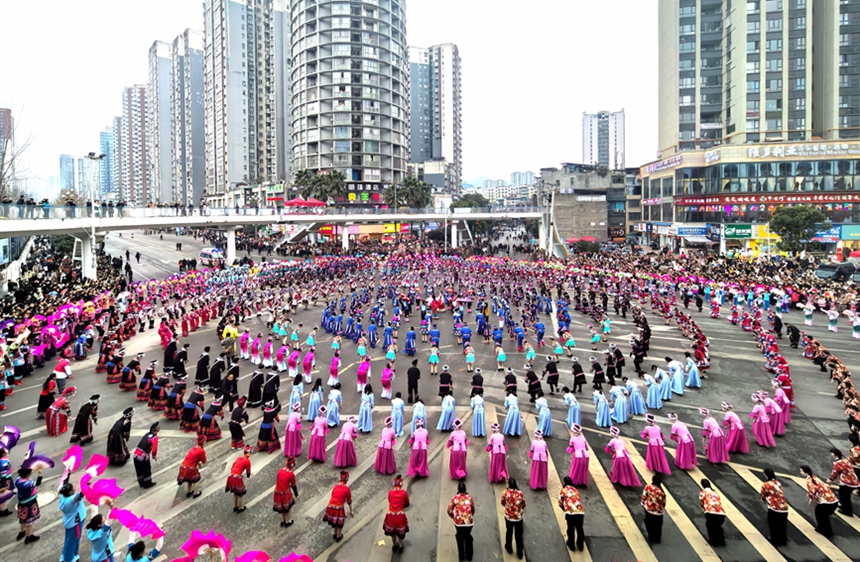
291, 0, 409, 204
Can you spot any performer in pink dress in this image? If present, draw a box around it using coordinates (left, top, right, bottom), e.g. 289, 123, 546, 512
750, 393, 776, 448
701, 408, 730, 464
328, 352, 341, 386
374, 417, 397, 475
287, 348, 301, 378
334, 415, 358, 468
250, 334, 262, 365
302, 348, 315, 385
262, 338, 274, 368
529, 429, 549, 490
771, 379, 792, 428
766, 382, 788, 436
308, 406, 329, 463
407, 418, 430, 477
605, 426, 640, 487
447, 418, 469, 480
721, 402, 749, 454
566, 424, 589, 486
641, 414, 671, 475
356, 357, 371, 393
668, 413, 697, 470
487, 423, 509, 483
276, 346, 288, 373
239, 329, 251, 360
283, 402, 304, 458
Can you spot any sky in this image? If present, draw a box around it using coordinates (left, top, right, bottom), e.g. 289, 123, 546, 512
1, 0, 658, 185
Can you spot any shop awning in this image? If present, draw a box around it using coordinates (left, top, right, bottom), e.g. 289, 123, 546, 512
682, 235, 715, 245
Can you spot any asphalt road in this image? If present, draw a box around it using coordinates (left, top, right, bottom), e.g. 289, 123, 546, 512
3, 233, 860, 562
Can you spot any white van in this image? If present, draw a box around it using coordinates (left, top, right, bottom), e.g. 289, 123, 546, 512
200, 248, 225, 267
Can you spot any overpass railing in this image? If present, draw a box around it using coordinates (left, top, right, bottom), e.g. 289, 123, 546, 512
0, 205, 546, 220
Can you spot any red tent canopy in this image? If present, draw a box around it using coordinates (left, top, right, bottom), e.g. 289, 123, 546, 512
305, 198, 327, 207
565, 237, 580, 244
284, 197, 310, 207
580, 235, 598, 243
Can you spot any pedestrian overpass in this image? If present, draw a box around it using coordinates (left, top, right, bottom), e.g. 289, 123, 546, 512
0, 205, 553, 279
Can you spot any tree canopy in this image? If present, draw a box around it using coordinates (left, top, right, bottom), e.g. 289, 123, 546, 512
452, 193, 490, 209
293, 169, 347, 203
768, 204, 829, 254
383, 176, 432, 208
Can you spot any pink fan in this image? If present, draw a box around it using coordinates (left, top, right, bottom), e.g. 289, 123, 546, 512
63, 445, 84, 473
132, 516, 165, 539
21, 441, 55, 472
236, 552, 272, 562
85, 454, 110, 477
278, 555, 313, 562
180, 530, 232, 560
0, 425, 20, 451
80, 473, 124, 505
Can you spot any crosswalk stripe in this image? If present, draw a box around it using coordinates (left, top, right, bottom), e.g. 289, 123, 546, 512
730, 465, 853, 562
623, 439, 721, 561
522, 415, 591, 561
664, 450, 786, 561
487, 405, 520, 562
783, 474, 860, 536
435, 409, 474, 562
585, 439, 658, 562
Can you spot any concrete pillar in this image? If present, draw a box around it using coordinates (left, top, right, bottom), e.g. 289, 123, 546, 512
80, 235, 97, 280
450, 221, 458, 249
538, 217, 547, 252
341, 225, 349, 250
225, 228, 237, 265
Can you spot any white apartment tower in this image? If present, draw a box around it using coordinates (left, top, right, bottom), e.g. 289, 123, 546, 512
203, 0, 291, 198
657, 0, 860, 155
172, 29, 206, 206
582, 110, 626, 169
409, 43, 463, 192
290, 0, 410, 202
119, 86, 149, 203
148, 41, 174, 203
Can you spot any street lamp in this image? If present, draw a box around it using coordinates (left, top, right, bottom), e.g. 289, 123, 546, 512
83, 152, 105, 277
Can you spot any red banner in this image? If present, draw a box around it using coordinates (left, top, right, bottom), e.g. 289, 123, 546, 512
674, 193, 860, 206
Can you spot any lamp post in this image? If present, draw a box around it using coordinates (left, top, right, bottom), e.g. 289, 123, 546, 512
84, 152, 105, 258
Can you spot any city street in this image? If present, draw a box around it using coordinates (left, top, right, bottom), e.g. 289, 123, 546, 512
3, 234, 860, 562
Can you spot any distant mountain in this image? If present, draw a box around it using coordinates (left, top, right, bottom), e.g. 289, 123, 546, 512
463, 176, 491, 188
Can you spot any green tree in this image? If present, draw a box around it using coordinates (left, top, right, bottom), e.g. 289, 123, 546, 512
576, 240, 600, 254
52, 234, 76, 256
383, 176, 432, 208
293, 169, 320, 200
452, 193, 491, 235
323, 170, 347, 203
768, 204, 829, 254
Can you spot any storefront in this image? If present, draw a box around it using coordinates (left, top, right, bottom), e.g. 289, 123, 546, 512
748, 224, 780, 255
723, 223, 751, 253
842, 225, 860, 253
266, 184, 286, 207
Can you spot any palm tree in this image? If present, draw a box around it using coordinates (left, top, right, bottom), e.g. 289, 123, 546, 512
402, 176, 432, 208
382, 183, 407, 208
323, 170, 347, 203
293, 169, 318, 200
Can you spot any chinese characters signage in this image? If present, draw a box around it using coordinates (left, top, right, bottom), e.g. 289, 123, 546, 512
646, 155, 683, 174
747, 143, 860, 159
675, 193, 860, 206
724, 224, 752, 239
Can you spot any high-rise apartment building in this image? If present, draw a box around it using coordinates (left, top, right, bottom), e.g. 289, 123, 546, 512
409, 43, 463, 192
582, 110, 626, 169
76, 157, 100, 198
657, 0, 860, 156
203, 0, 291, 200
59, 154, 76, 192
171, 29, 206, 206
111, 116, 123, 198
149, 41, 174, 203
119, 86, 150, 203
0, 108, 14, 193
291, 0, 409, 205
510, 171, 535, 187
99, 129, 115, 196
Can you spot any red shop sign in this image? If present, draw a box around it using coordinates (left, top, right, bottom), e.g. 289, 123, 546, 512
674, 193, 860, 206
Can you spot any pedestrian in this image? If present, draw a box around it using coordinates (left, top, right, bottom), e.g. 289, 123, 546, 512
605, 426, 640, 487
699, 479, 726, 546
566, 424, 589, 486
559, 476, 585, 552
86, 510, 116, 562
106, 407, 134, 466
759, 468, 789, 546
132, 422, 160, 489
640, 474, 666, 545
529, 429, 549, 490
641, 414, 671, 475
383, 475, 410, 553
828, 447, 859, 516
69, 394, 99, 446
309, 406, 330, 463
225, 445, 252, 513
446, 480, 475, 562
448, 418, 469, 480
177, 435, 207, 498
501, 477, 526, 559
801, 464, 838, 537
58, 481, 87, 562
374, 416, 397, 475
15, 467, 44, 543
322, 471, 354, 543
334, 415, 358, 468
406, 359, 421, 404
407, 418, 430, 477
273, 456, 299, 528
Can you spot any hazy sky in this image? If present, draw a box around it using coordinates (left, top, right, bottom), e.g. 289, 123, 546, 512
1, 0, 658, 184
